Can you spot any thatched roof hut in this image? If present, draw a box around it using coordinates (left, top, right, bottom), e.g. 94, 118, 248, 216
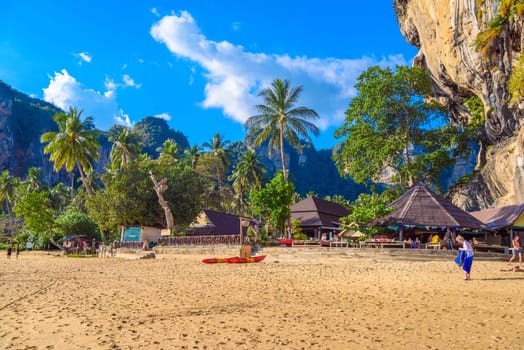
290, 196, 349, 239
370, 184, 487, 239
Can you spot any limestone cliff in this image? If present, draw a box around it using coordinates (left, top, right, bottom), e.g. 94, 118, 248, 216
394, 0, 524, 209
0, 82, 66, 184
448, 126, 524, 209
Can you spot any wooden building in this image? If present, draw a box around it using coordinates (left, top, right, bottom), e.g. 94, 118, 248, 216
289, 197, 349, 240
470, 204, 524, 246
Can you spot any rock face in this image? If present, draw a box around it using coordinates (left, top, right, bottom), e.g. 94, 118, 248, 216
448, 126, 524, 210
394, 0, 524, 209
395, 0, 522, 142
0, 82, 67, 184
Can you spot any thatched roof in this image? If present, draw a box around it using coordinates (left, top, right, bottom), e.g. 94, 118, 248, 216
290, 196, 349, 228
370, 184, 487, 230
190, 210, 258, 236
470, 204, 524, 230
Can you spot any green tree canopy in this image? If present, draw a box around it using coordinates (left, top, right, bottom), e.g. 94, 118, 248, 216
86, 160, 205, 238
13, 188, 55, 239
229, 149, 266, 214
54, 205, 99, 239
250, 171, 294, 237
334, 65, 460, 189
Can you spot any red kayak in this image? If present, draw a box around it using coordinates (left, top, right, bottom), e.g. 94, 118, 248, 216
202, 255, 266, 264
201, 257, 228, 264
278, 239, 293, 247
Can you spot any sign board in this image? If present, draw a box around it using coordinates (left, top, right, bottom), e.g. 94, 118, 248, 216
123, 226, 141, 241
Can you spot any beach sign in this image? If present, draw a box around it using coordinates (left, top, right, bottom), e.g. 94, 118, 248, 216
123, 226, 141, 241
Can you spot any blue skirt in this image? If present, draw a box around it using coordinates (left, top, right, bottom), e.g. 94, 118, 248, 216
455, 251, 473, 273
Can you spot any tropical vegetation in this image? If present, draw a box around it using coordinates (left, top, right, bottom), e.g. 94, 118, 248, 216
333, 65, 464, 190
245, 78, 319, 182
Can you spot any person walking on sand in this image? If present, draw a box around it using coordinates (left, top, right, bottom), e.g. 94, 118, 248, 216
508, 235, 522, 268
6, 245, 12, 259
455, 235, 474, 280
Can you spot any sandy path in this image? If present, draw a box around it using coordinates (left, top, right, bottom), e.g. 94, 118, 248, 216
0, 251, 523, 349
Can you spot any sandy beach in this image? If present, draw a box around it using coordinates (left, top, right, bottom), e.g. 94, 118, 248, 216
1, 249, 523, 349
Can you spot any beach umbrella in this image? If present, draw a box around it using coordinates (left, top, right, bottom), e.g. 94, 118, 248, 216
338, 229, 364, 239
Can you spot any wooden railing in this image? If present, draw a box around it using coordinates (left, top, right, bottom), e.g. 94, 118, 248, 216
157, 235, 241, 246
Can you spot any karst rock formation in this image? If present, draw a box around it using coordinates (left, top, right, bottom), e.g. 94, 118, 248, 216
394, 0, 524, 209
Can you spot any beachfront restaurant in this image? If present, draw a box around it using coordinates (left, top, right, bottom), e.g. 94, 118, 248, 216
289, 196, 349, 240
369, 184, 487, 246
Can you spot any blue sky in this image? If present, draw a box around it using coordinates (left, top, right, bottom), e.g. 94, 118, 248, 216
1, 1, 417, 149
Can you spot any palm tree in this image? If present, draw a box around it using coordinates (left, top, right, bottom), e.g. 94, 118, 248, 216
229, 149, 266, 213
109, 128, 141, 171
245, 78, 320, 182
157, 139, 181, 162
184, 144, 202, 169
202, 133, 233, 191
203, 133, 232, 168
41, 107, 100, 196
25, 167, 44, 192
0, 170, 18, 236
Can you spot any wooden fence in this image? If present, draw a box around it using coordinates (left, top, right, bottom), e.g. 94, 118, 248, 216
157, 235, 240, 246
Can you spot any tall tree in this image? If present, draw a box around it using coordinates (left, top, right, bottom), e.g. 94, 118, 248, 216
0, 170, 19, 235
245, 78, 319, 182
250, 171, 294, 237
25, 167, 44, 192
41, 107, 100, 196
156, 138, 181, 163
109, 128, 141, 171
183, 144, 202, 169
229, 149, 266, 213
203, 133, 232, 168
333, 65, 460, 189
202, 133, 233, 201
13, 189, 56, 248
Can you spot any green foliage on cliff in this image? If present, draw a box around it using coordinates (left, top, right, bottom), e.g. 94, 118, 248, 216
509, 54, 524, 104
464, 95, 485, 128
474, 0, 523, 57
473, 14, 506, 57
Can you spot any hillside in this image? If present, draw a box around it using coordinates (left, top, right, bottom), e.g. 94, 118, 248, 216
0, 81, 365, 200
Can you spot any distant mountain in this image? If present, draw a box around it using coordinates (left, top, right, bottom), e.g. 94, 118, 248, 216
0, 81, 65, 184
0, 80, 365, 200
0, 81, 190, 186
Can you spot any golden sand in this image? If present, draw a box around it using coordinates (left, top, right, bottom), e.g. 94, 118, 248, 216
1, 250, 523, 349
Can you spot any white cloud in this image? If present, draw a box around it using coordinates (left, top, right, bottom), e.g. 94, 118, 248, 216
43, 69, 131, 130
104, 77, 118, 91
114, 109, 134, 128
123, 74, 141, 88
74, 51, 92, 64
150, 10, 407, 130
153, 113, 172, 121
104, 74, 141, 90
151, 7, 160, 17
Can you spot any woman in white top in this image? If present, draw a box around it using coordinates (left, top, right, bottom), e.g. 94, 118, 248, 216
455, 235, 474, 280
